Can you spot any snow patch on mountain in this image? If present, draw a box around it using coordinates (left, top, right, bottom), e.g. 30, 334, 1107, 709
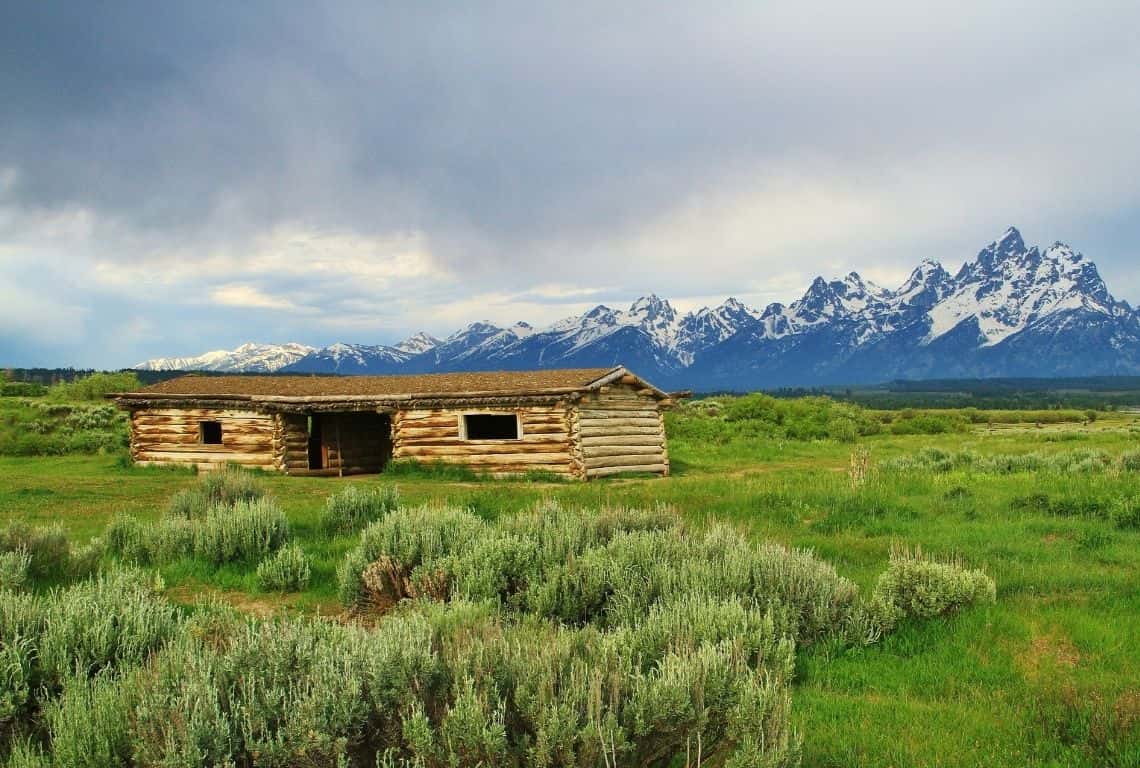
394, 332, 441, 355
134, 342, 315, 373
925, 228, 1122, 346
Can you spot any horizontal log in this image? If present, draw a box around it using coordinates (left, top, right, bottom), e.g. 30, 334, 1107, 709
133, 429, 272, 439
578, 409, 659, 420
578, 417, 661, 428
520, 424, 569, 435
431, 463, 573, 475
133, 419, 274, 429
585, 454, 668, 470
581, 435, 665, 447
584, 391, 646, 401
133, 443, 274, 455
397, 436, 562, 448
578, 426, 663, 437
397, 426, 461, 438
587, 463, 668, 478
134, 459, 278, 471
135, 450, 274, 465
132, 429, 274, 441
397, 443, 570, 457
393, 450, 569, 465
133, 430, 274, 442
581, 444, 665, 458
133, 410, 268, 420
391, 419, 460, 431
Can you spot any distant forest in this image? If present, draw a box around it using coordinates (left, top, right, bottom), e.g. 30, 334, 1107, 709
5, 368, 1140, 409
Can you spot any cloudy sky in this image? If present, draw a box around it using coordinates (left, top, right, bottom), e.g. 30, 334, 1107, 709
3, 1, 1140, 368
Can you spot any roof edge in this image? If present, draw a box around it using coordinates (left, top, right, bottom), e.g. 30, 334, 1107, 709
585, 366, 670, 399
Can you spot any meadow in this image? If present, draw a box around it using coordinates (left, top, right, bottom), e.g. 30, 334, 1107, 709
1, 380, 1139, 766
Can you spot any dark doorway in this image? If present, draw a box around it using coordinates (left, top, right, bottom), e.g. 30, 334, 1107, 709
303, 412, 391, 474
307, 415, 326, 470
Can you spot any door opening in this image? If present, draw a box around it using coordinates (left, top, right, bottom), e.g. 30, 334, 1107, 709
307, 415, 326, 470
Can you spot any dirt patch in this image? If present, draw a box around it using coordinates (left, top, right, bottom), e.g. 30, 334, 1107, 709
164, 584, 337, 619
1115, 690, 1140, 734
1019, 631, 1082, 678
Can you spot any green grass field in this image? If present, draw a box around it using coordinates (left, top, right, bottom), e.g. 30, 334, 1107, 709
2, 403, 1139, 766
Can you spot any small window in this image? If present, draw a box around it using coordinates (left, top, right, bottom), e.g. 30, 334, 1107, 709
199, 420, 223, 445
463, 413, 519, 440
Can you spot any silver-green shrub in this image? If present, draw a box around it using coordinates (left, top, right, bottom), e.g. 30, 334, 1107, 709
256, 543, 311, 592
0, 548, 31, 592
38, 569, 179, 683
0, 521, 71, 581
192, 498, 290, 565
870, 548, 996, 632
104, 515, 150, 563
43, 672, 132, 768
337, 505, 485, 606
340, 503, 863, 651
167, 466, 266, 519
0, 632, 36, 726
109, 499, 290, 567
320, 484, 399, 534
2, 738, 50, 768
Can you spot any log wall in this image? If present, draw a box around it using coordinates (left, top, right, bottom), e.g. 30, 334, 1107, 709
392, 405, 577, 477
575, 383, 669, 479
129, 408, 277, 471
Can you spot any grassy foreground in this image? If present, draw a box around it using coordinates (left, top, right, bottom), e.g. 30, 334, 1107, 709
2, 409, 1139, 766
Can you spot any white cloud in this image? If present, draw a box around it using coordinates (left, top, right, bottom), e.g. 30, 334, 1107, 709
209, 284, 302, 311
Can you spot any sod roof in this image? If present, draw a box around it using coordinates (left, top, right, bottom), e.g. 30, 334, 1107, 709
119, 367, 635, 400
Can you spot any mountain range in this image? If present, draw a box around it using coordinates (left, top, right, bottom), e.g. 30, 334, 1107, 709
135, 227, 1140, 391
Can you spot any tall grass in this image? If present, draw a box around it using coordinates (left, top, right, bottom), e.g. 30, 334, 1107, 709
319, 483, 399, 534
106, 470, 290, 569
881, 447, 1140, 475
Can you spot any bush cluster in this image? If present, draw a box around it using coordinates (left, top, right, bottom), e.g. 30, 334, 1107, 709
1010, 491, 1140, 530
0, 548, 31, 591
320, 483, 400, 534
671, 394, 882, 444
870, 549, 996, 632
44, 372, 140, 402
0, 521, 98, 585
0, 569, 177, 735
167, 466, 266, 518
3, 594, 800, 767
106, 471, 289, 566
0, 401, 128, 457
339, 501, 864, 647
256, 543, 311, 592
882, 447, 1139, 476
0, 382, 47, 397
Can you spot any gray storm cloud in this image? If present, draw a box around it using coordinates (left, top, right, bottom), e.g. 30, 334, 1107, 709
2, 0, 1140, 366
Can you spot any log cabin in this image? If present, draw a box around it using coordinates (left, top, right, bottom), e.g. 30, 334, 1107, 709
109, 366, 677, 479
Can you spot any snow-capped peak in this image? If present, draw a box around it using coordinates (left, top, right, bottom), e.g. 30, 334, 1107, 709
134, 342, 316, 373
394, 332, 442, 355
508, 321, 534, 339
927, 229, 1122, 346
893, 258, 953, 308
